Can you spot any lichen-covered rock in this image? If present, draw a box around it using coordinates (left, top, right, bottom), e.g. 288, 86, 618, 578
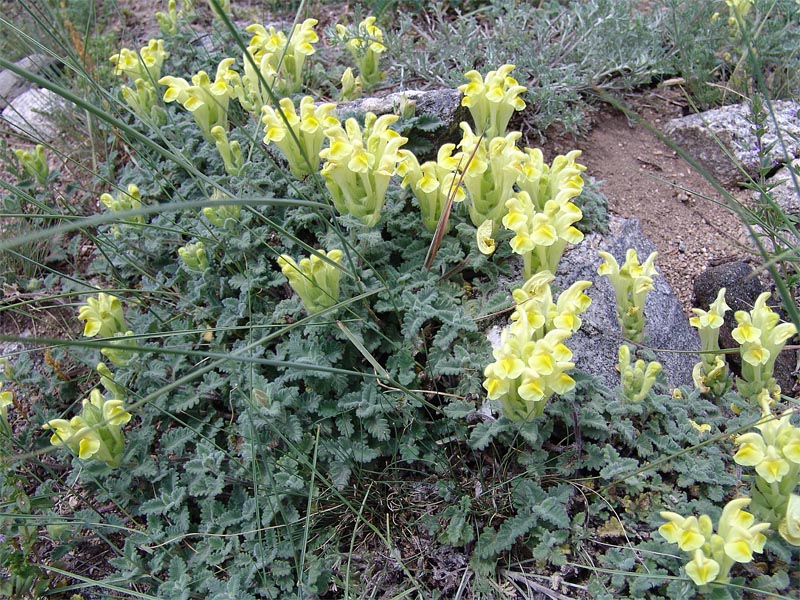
664, 100, 800, 186
554, 216, 700, 390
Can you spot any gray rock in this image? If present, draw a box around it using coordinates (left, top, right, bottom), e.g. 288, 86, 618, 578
336, 89, 467, 161
1, 87, 67, 141
760, 163, 800, 216
554, 216, 700, 391
664, 100, 800, 186
0, 54, 61, 109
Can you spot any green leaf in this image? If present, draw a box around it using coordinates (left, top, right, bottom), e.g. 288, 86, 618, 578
443, 399, 477, 419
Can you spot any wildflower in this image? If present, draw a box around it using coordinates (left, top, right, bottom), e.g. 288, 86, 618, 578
100, 184, 145, 225
278, 249, 344, 314
458, 64, 526, 139
44, 389, 132, 468
598, 248, 658, 342
690, 288, 731, 396
110, 39, 168, 83
689, 419, 711, 434
616, 343, 661, 402
397, 142, 465, 233
685, 550, 720, 586
731, 292, 796, 400
779, 494, 800, 545
202, 189, 240, 228
261, 96, 338, 178
211, 125, 243, 175
0, 382, 13, 427
77, 293, 128, 339
483, 271, 591, 420
658, 498, 769, 586
336, 16, 386, 90
159, 58, 237, 140
14, 144, 49, 184
476, 219, 496, 255
111, 40, 169, 123
320, 113, 407, 227
178, 241, 210, 271
457, 122, 525, 229
243, 18, 318, 103
339, 67, 362, 101
658, 512, 711, 551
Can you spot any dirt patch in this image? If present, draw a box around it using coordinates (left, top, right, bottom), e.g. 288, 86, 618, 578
574, 89, 752, 313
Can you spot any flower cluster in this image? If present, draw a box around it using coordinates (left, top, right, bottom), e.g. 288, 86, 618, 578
616, 343, 661, 402
43, 388, 132, 468
400, 109, 584, 279
100, 183, 144, 226
458, 123, 524, 229
110, 39, 167, 82
110, 39, 168, 123
242, 18, 319, 105
690, 287, 731, 397
319, 112, 407, 227
734, 392, 800, 545
278, 249, 344, 314
397, 142, 464, 232
156, 0, 186, 35
77, 293, 135, 366
202, 189, 240, 228
261, 96, 338, 179
336, 16, 386, 90
14, 144, 49, 184
731, 291, 797, 401
178, 241, 209, 271
458, 63, 526, 139
159, 58, 237, 140
502, 149, 585, 279
658, 498, 770, 586
483, 271, 591, 421
597, 248, 658, 342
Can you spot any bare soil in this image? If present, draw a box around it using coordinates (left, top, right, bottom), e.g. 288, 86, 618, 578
573, 88, 752, 313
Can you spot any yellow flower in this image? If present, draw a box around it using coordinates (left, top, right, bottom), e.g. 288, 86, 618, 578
689, 419, 711, 434
336, 16, 386, 89
483, 272, 588, 421
243, 18, 318, 99
658, 512, 708, 551
44, 389, 132, 468
278, 249, 344, 314
476, 219, 496, 255
598, 249, 657, 342
685, 550, 720, 586
458, 64, 526, 138
261, 96, 338, 178
77, 293, 128, 339
320, 113, 407, 227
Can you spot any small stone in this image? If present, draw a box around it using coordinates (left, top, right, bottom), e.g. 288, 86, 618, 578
1, 87, 67, 141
